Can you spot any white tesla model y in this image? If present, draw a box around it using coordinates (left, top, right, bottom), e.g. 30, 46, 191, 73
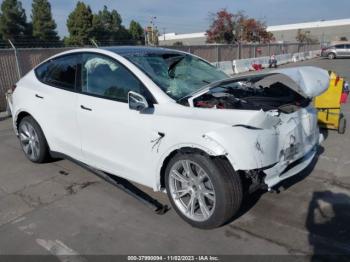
7, 47, 329, 228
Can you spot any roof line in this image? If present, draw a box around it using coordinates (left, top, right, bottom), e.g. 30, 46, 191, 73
159, 18, 350, 40
267, 18, 350, 32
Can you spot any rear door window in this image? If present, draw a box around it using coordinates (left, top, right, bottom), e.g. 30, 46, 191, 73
36, 55, 78, 90
335, 44, 345, 49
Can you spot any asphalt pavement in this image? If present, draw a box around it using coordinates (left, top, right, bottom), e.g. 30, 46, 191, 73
0, 57, 350, 259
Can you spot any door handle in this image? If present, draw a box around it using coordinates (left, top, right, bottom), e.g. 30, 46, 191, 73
80, 105, 92, 111
35, 94, 44, 99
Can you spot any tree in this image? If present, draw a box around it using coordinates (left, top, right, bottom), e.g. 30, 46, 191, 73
65, 1, 93, 46
173, 41, 183, 46
108, 9, 132, 42
129, 20, 144, 44
91, 6, 115, 41
240, 18, 274, 43
31, 0, 59, 43
296, 29, 317, 44
206, 9, 235, 44
206, 9, 274, 44
91, 6, 131, 44
0, 0, 29, 41
110, 9, 123, 40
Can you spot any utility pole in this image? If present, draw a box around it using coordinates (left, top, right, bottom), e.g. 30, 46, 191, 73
144, 27, 148, 46
163, 28, 166, 41
150, 16, 157, 46
155, 26, 159, 46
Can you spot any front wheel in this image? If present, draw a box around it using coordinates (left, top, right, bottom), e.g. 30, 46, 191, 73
165, 152, 242, 229
328, 53, 336, 59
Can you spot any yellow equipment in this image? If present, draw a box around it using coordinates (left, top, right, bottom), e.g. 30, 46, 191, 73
314, 72, 346, 134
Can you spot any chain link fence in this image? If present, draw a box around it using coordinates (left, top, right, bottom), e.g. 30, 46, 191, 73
165, 43, 320, 62
0, 42, 320, 111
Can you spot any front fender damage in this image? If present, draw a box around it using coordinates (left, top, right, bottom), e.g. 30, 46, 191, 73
204, 127, 279, 171
202, 106, 320, 190
203, 110, 281, 171
203, 126, 280, 193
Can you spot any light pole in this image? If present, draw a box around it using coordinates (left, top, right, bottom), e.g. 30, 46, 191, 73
150, 16, 157, 46
144, 27, 148, 46
233, 26, 244, 59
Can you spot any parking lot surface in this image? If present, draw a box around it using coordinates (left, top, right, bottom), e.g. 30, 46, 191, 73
0, 57, 349, 258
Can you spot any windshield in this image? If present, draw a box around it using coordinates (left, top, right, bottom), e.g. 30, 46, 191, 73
125, 53, 229, 100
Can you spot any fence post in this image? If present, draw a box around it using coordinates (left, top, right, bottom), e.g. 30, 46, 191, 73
8, 40, 22, 79
216, 45, 219, 63
90, 39, 99, 48
238, 43, 242, 59
237, 44, 240, 60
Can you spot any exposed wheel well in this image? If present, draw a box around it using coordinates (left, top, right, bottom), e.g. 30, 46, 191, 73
159, 147, 234, 189
16, 111, 31, 130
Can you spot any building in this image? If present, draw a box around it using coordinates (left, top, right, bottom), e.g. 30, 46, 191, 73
159, 32, 207, 46
268, 18, 350, 43
159, 18, 350, 45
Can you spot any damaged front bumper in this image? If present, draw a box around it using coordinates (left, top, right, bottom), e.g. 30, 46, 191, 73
261, 107, 321, 189
206, 106, 321, 190
263, 144, 317, 189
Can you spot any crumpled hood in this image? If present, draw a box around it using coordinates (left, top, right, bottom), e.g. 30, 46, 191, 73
188, 66, 330, 106
271, 66, 330, 98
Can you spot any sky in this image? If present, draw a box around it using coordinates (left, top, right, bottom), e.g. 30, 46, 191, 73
19, 0, 350, 37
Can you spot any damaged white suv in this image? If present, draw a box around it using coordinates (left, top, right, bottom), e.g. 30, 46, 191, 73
8, 47, 329, 229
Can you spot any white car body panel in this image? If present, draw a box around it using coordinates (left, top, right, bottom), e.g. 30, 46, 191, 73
9, 48, 329, 191
12, 71, 82, 160
271, 67, 330, 98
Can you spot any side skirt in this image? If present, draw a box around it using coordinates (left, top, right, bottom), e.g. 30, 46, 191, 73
50, 151, 169, 214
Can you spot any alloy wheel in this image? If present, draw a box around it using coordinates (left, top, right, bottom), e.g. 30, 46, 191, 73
169, 160, 216, 221
19, 121, 40, 161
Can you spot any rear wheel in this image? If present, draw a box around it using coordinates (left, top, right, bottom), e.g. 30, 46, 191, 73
338, 115, 346, 134
165, 152, 242, 229
328, 53, 336, 59
18, 116, 50, 163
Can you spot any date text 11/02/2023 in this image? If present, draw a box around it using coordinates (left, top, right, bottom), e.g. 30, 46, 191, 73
127, 255, 220, 261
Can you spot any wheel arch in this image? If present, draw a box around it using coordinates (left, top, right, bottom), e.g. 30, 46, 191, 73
15, 111, 32, 133
15, 110, 45, 133
14, 110, 50, 149
158, 146, 233, 190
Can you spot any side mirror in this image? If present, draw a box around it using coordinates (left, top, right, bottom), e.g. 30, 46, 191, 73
128, 91, 149, 111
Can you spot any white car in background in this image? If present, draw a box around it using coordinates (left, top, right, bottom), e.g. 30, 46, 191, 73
7, 47, 329, 229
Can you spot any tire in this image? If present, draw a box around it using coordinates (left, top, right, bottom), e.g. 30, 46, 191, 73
18, 116, 50, 163
328, 53, 336, 60
165, 152, 242, 229
338, 116, 346, 134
